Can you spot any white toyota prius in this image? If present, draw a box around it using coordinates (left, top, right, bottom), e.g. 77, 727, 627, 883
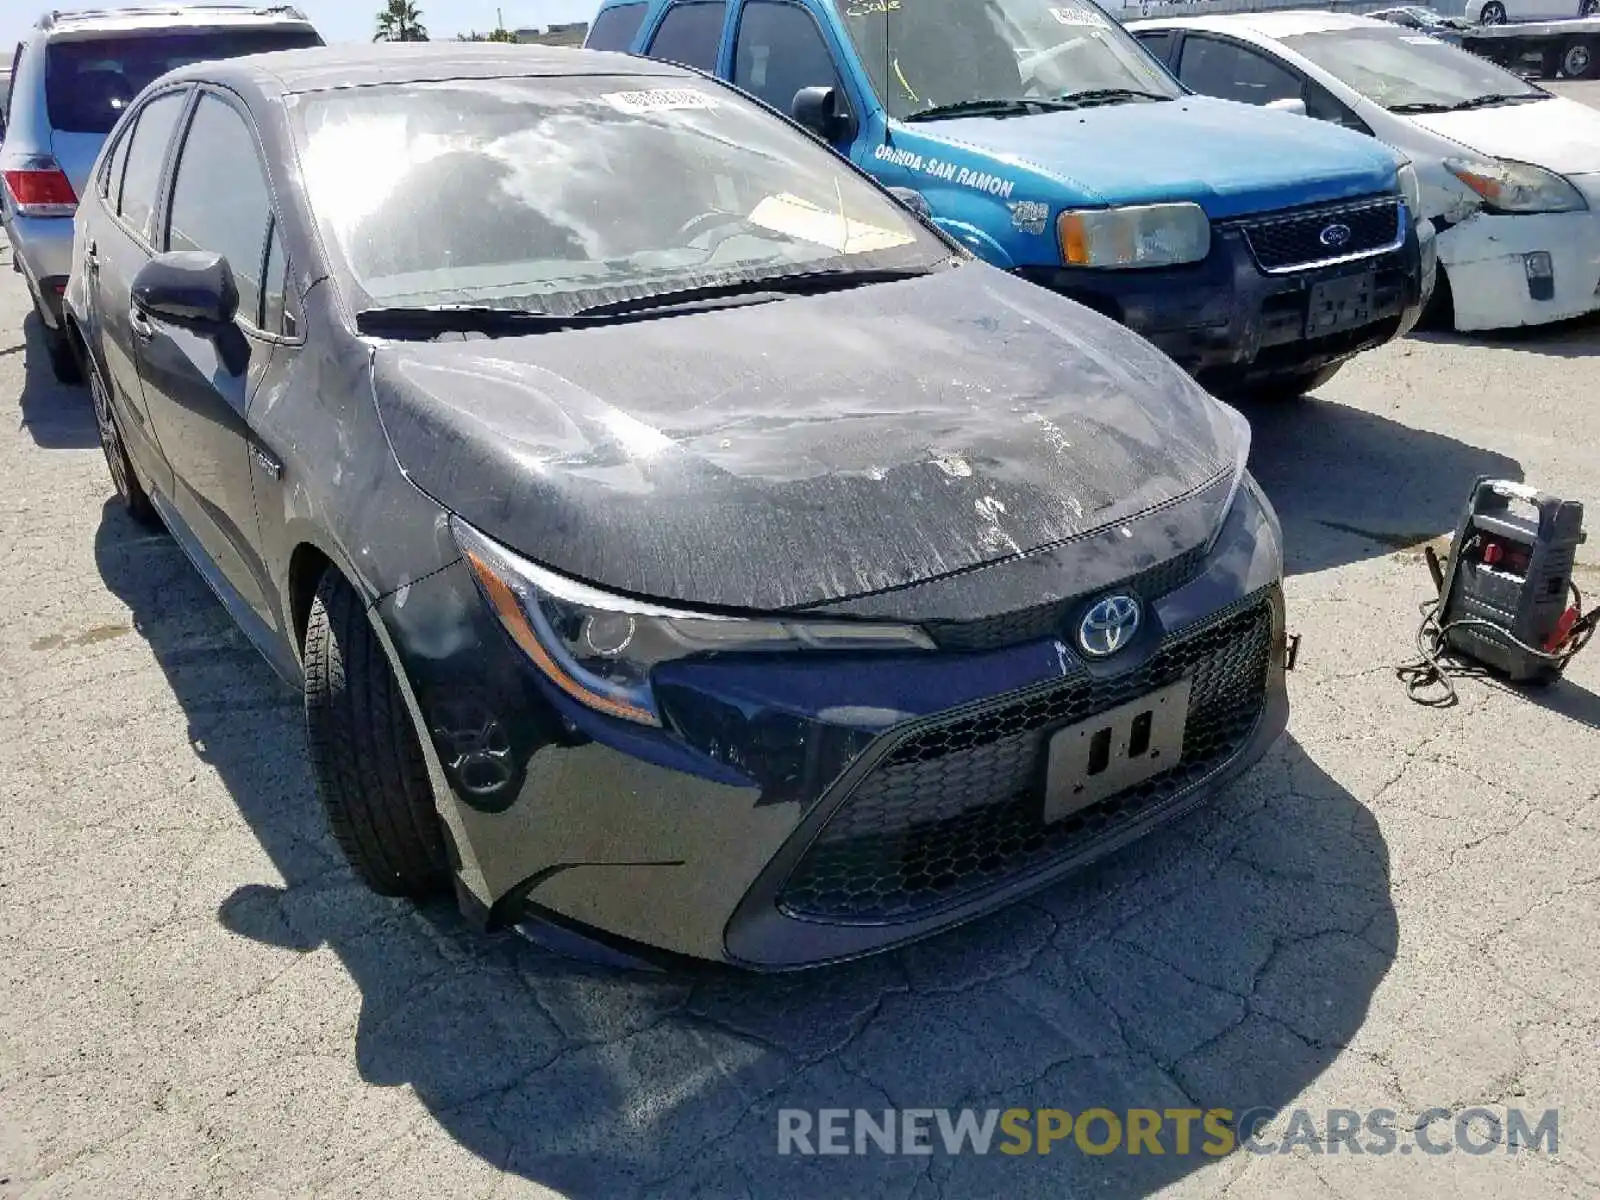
1128, 11, 1600, 332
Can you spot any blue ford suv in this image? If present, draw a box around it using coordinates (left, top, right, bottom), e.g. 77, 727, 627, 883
587, 0, 1436, 397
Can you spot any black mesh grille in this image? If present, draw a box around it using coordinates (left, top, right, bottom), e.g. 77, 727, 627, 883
777, 591, 1275, 923
924, 545, 1210, 653
1241, 200, 1400, 272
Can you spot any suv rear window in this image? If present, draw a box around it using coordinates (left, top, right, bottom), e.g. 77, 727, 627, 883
45, 27, 322, 134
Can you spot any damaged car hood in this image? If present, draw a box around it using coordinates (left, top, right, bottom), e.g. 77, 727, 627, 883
1406, 97, 1600, 177
370, 265, 1241, 611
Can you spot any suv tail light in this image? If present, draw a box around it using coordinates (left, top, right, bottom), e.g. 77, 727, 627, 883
3, 157, 78, 218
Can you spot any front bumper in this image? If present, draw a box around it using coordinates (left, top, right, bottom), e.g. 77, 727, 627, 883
2, 211, 75, 328
376, 479, 1289, 970
1436, 204, 1600, 332
1018, 210, 1428, 389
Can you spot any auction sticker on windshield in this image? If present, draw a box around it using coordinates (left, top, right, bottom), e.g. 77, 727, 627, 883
603, 89, 719, 114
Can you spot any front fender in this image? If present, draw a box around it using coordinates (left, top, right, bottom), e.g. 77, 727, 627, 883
932, 217, 1017, 268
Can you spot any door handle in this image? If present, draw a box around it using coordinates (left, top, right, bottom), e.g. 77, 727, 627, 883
129, 305, 154, 340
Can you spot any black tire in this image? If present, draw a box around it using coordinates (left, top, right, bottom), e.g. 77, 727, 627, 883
1479, 1, 1507, 22
90, 362, 159, 527
1239, 362, 1345, 402
1563, 39, 1598, 79
41, 315, 84, 385
303, 570, 449, 897
1417, 264, 1455, 332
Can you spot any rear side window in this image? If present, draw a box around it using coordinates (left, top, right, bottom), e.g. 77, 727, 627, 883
166, 94, 272, 326
645, 1, 726, 71
586, 3, 650, 51
117, 90, 187, 238
44, 27, 322, 134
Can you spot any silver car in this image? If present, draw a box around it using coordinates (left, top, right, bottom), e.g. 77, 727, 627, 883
0, 4, 321, 381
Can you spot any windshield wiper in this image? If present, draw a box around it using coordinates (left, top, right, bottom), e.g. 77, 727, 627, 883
904, 97, 1052, 121
356, 268, 939, 336
575, 267, 936, 317
355, 305, 614, 338
1051, 87, 1171, 107
1445, 92, 1548, 111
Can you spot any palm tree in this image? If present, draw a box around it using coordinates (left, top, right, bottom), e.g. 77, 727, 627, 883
374, 1, 428, 42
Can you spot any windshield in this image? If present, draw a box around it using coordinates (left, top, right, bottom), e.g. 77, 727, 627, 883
45, 28, 322, 134
838, 0, 1183, 121
1282, 26, 1547, 111
295, 77, 948, 315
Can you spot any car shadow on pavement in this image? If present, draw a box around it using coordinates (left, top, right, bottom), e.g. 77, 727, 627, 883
1235, 394, 1523, 578
1408, 311, 1600, 360
14, 310, 96, 450
95, 504, 1398, 1197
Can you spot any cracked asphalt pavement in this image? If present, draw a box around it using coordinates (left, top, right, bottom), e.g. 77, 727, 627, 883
3, 82, 1599, 1199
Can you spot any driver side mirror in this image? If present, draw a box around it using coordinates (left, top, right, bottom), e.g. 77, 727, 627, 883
791, 85, 857, 144
132, 250, 240, 333
886, 187, 933, 220
1266, 97, 1309, 117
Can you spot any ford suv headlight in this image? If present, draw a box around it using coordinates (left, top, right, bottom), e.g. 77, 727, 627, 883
453, 518, 934, 727
1443, 158, 1587, 214
1058, 202, 1211, 269
1396, 161, 1422, 218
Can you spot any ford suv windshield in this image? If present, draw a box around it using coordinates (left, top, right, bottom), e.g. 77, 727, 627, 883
295, 77, 950, 315
839, 0, 1182, 123
46, 28, 322, 134
1281, 26, 1549, 112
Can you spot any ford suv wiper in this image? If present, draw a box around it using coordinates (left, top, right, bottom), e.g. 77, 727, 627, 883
904, 97, 1056, 121
1051, 87, 1171, 107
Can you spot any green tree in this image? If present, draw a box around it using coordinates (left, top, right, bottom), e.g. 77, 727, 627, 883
457, 27, 517, 42
374, 1, 428, 41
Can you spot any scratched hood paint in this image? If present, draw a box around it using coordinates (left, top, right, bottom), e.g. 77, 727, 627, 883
371, 264, 1240, 611
914, 96, 1400, 219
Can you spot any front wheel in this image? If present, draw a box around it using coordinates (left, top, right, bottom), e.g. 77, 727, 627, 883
1238, 362, 1345, 403
1479, 1, 1508, 22
303, 571, 449, 898
1563, 39, 1598, 79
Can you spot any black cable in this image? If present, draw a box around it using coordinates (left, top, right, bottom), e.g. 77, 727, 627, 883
1397, 582, 1593, 707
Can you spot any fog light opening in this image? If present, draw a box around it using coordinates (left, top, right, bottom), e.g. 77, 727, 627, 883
1523, 252, 1555, 302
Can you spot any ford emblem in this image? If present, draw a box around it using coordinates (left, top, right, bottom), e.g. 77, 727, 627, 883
1319, 222, 1353, 248
1077, 594, 1142, 658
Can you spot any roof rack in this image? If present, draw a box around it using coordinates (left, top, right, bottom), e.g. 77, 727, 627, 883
39, 4, 309, 31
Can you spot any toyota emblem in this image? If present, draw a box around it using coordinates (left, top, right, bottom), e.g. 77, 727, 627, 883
1077, 594, 1142, 658
1318, 222, 1353, 248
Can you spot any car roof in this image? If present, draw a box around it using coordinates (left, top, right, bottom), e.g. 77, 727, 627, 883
36, 4, 316, 38
163, 41, 696, 96
1130, 10, 1389, 38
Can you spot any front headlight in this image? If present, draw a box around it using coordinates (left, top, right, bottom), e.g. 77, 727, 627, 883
452, 518, 935, 727
1396, 161, 1422, 219
1207, 398, 1254, 552
1058, 202, 1211, 268
1443, 158, 1587, 214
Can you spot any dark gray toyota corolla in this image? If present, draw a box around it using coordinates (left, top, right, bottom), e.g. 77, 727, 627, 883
64, 44, 1289, 970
